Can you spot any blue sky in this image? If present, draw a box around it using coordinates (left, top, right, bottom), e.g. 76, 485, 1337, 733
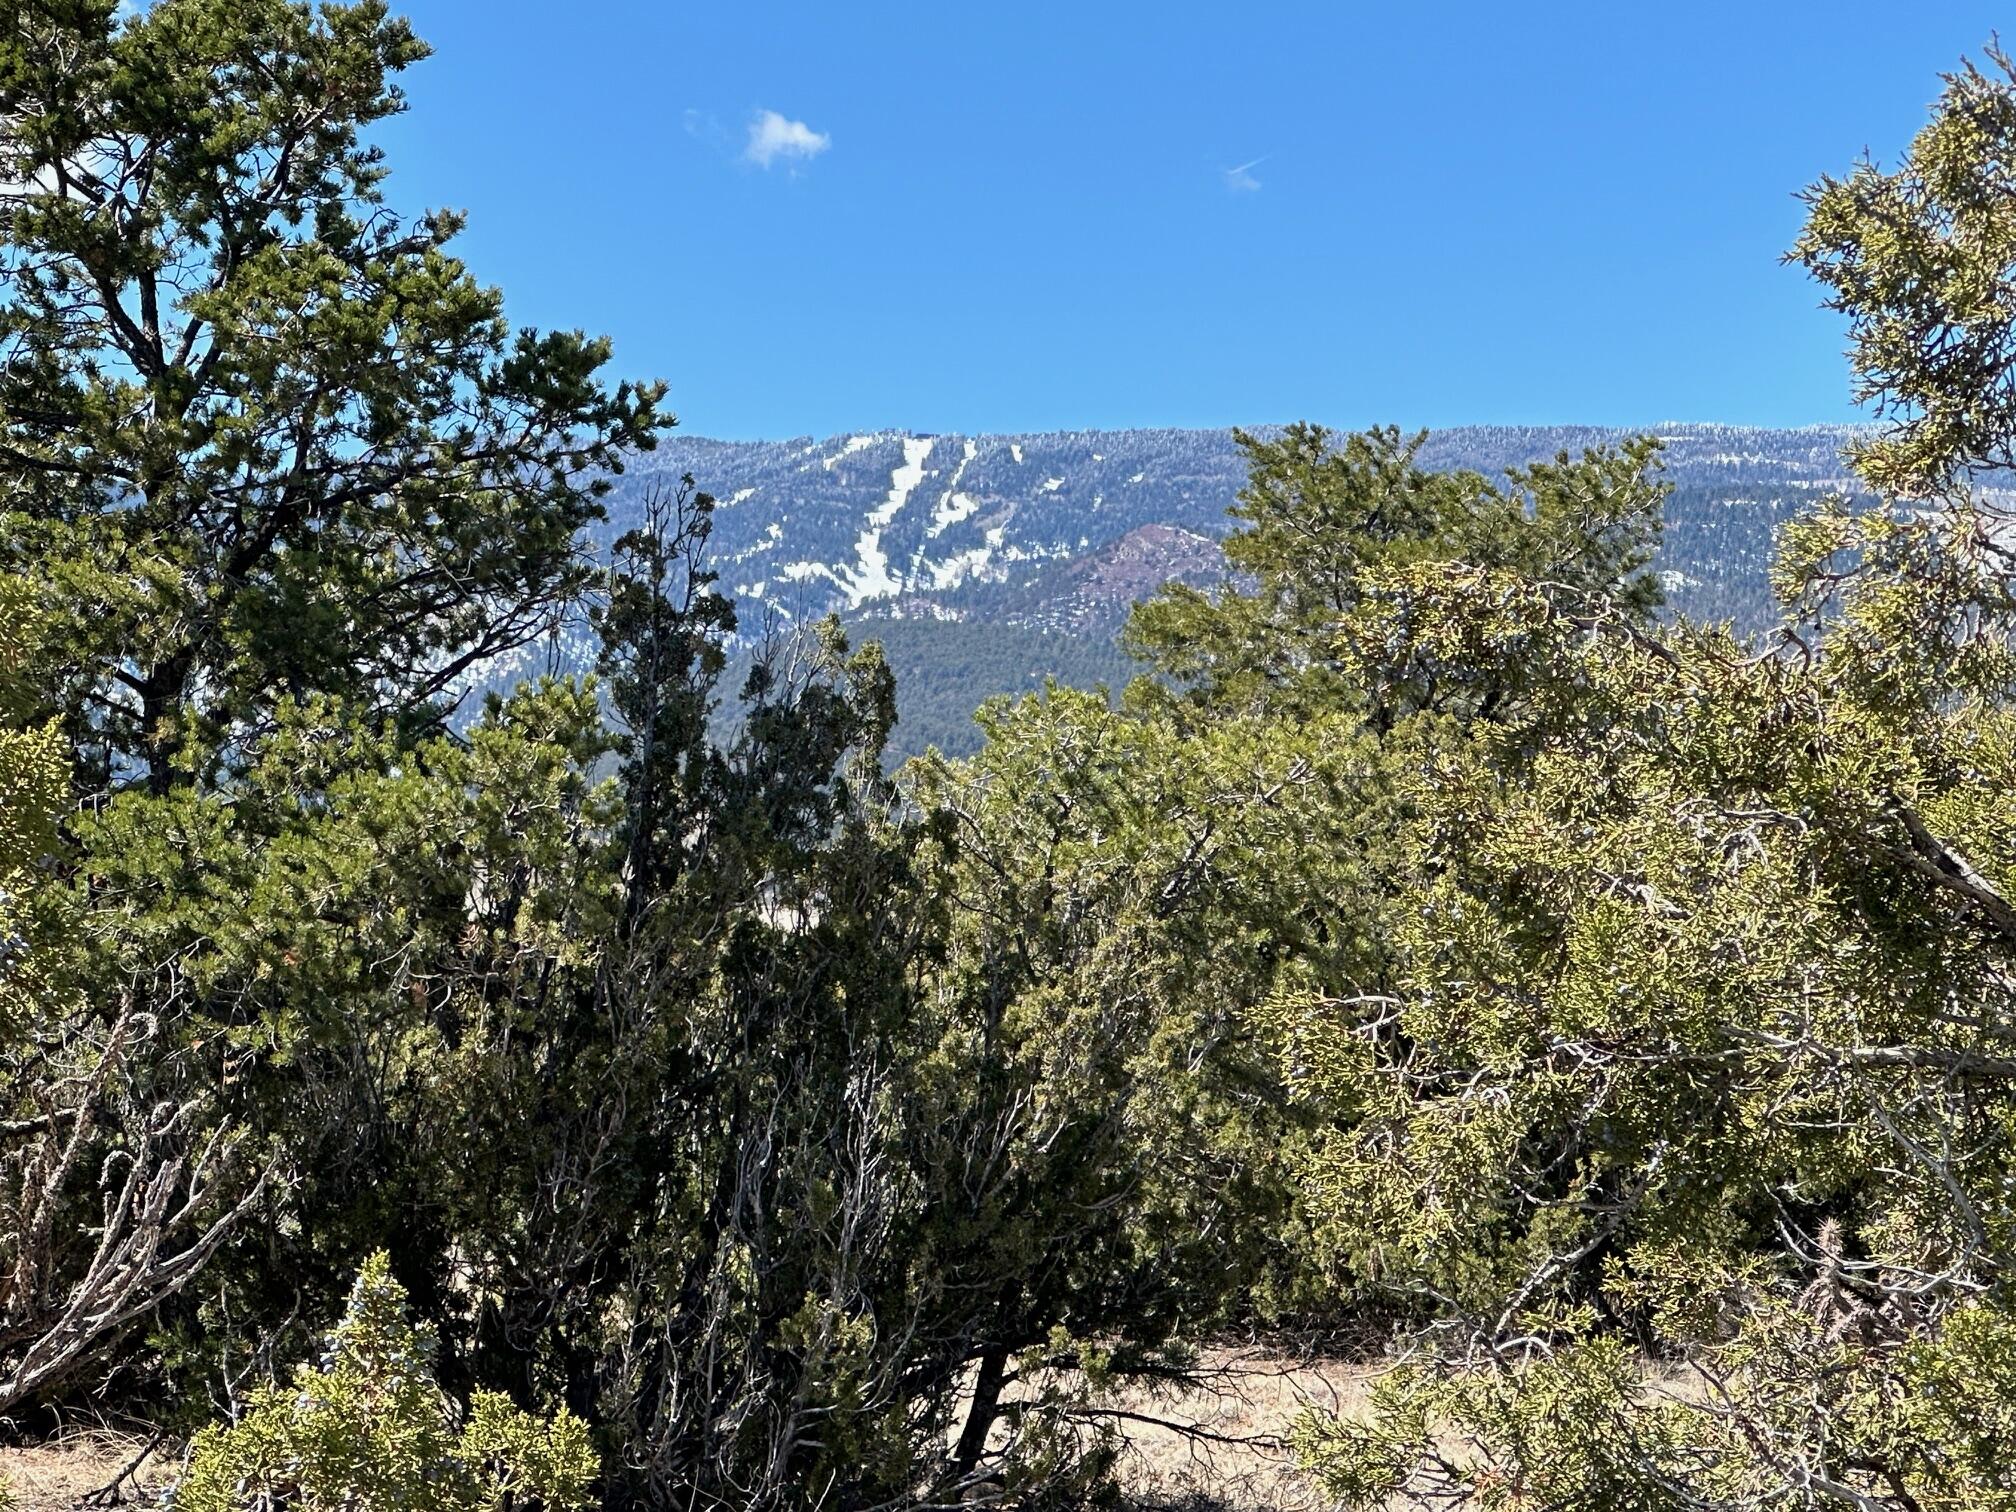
375, 2, 2006, 440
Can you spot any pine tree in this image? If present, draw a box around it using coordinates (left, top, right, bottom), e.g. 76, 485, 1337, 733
0, 0, 669, 795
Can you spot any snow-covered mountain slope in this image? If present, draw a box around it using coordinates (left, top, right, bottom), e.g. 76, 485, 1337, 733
474, 422, 1877, 759
601, 422, 1871, 635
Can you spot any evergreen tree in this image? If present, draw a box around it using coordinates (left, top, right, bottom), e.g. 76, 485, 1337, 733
1268, 46, 2016, 1508
0, 0, 668, 795
0, 0, 665, 1407
906, 430, 1674, 1492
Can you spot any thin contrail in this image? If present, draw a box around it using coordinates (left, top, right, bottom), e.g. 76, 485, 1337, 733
1224, 155, 1270, 190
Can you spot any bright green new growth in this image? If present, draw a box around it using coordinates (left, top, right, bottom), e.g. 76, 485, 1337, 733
175, 1253, 595, 1512
0, 577, 64, 1033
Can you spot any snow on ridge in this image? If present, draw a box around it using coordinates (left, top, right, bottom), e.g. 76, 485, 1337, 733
843, 437, 935, 607
822, 434, 882, 472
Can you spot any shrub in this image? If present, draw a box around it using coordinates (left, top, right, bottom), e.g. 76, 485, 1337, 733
173, 1254, 594, 1512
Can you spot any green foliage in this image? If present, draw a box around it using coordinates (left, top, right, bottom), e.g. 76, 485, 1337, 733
0, 0, 669, 1420
73, 675, 626, 1408
1228, 46, 2016, 1504
0, 576, 65, 1032
909, 680, 1371, 1338
919, 423, 1675, 1333
1794, 40, 2016, 494
15, 3, 2016, 1507
1271, 540, 2016, 1503
175, 1253, 595, 1512
1, 577, 263, 1419
3, 7, 1236, 1498
1125, 421, 1665, 719
0, 0, 669, 793
936, 89, 2016, 1493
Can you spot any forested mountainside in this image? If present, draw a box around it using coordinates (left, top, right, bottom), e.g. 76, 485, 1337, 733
488, 423, 1876, 759
619, 423, 1870, 633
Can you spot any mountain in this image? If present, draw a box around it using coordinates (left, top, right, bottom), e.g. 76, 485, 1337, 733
484, 423, 1875, 761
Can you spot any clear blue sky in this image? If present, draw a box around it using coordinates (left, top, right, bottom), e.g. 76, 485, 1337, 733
373, 2, 2005, 440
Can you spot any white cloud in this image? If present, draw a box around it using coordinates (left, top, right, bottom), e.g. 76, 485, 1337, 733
1223, 155, 1268, 193
745, 110, 831, 169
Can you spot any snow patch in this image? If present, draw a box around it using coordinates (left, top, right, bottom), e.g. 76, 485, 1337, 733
842, 436, 934, 606
929, 548, 994, 590
934, 494, 982, 535
728, 487, 757, 506
822, 434, 881, 472
1010, 443, 1024, 464
1040, 477, 1064, 494
730, 521, 785, 563
926, 440, 981, 539
1128, 472, 1145, 484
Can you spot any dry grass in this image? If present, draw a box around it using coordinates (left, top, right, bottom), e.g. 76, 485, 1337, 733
0, 1357, 1372, 1511
1096, 1354, 1716, 1509
1102, 1350, 1367, 1510
0, 1431, 176, 1512
982, 1348, 1373, 1510
0, 1357, 1714, 1510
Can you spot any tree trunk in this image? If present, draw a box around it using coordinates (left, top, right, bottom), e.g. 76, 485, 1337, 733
952, 1343, 1009, 1481
137, 649, 193, 796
